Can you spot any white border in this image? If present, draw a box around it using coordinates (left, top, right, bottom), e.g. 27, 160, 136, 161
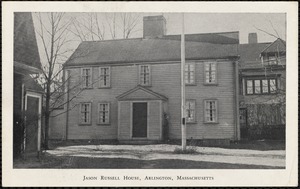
2, 1, 298, 187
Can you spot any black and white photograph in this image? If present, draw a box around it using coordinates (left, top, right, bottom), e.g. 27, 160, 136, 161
2, 1, 298, 187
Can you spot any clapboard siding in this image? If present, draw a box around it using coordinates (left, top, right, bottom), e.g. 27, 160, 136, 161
118, 101, 131, 140
65, 60, 236, 140
148, 101, 161, 140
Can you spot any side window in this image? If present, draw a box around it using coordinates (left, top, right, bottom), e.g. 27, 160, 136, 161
185, 63, 195, 85
204, 100, 218, 123
204, 62, 217, 84
185, 100, 196, 123
99, 67, 111, 88
81, 68, 92, 88
80, 102, 91, 125
246, 78, 277, 95
139, 65, 151, 86
98, 102, 110, 124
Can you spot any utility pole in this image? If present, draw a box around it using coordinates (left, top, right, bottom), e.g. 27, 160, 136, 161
181, 13, 186, 151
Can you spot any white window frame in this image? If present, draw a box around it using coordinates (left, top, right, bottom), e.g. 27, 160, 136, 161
185, 99, 196, 123
81, 68, 92, 88
98, 102, 110, 125
204, 62, 217, 85
185, 63, 196, 85
80, 102, 92, 125
139, 65, 151, 86
204, 99, 218, 123
99, 67, 111, 88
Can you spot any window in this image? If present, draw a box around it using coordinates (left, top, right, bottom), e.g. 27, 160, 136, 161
185, 100, 196, 123
185, 63, 195, 85
246, 78, 277, 95
98, 103, 110, 124
81, 68, 92, 88
139, 65, 151, 86
267, 54, 278, 65
204, 100, 218, 123
204, 62, 217, 84
80, 103, 91, 124
99, 67, 110, 88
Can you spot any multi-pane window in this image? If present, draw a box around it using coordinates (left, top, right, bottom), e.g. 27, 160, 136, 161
139, 65, 151, 86
80, 103, 91, 124
185, 63, 195, 85
205, 62, 217, 84
205, 100, 218, 123
99, 67, 110, 88
81, 68, 92, 88
185, 100, 196, 123
246, 78, 277, 95
98, 103, 110, 124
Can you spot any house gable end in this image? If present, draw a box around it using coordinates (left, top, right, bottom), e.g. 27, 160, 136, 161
117, 86, 167, 101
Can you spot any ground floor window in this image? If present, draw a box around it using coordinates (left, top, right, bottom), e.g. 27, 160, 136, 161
185, 100, 196, 123
98, 102, 110, 124
80, 102, 91, 124
204, 100, 218, 123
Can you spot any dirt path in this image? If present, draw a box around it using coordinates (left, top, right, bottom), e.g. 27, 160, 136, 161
47, 144, 285, 168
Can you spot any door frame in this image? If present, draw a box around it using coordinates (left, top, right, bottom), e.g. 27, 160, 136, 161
130, 101, 149, 139
24, 91, 42, 153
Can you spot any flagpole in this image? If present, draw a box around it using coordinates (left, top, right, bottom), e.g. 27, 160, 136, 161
181, 13, 187, 151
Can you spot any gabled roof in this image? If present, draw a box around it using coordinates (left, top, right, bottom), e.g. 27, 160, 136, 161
23, 75, 44, 93
163, 31, 239, 44
117, 86, 168, 101
260, 38, 286, 54
14, 12, 41, 72
238, 43, 271, 69
65, 38, 238, 66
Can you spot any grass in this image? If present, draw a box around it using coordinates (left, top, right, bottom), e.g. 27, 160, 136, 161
13, 154, 284, 169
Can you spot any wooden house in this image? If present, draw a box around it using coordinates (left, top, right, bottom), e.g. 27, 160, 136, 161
51, 15, 240, 144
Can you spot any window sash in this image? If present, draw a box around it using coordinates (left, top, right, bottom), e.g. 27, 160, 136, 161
98, 103, 110, 124
140, 65, 150, 85
205, 100, 217, 122
185, 100, 196, 122
82, 68, 92, 88
246, 78, 277, 95
205, 62, 217, 84
99, 67, 110, 87
185, 63, 195, 84
80, 103, 91, 124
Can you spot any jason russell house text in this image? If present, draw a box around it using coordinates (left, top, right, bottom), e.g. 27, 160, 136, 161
82, 175, 214, 181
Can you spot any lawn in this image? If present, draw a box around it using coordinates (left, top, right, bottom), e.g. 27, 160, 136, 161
14, 142, 285, 169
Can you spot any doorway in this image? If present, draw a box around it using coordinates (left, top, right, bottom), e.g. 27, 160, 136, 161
132, 102, 147, 138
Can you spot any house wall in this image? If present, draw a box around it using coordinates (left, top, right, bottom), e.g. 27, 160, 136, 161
49, 108, 66, 140
65, 60, 236, 140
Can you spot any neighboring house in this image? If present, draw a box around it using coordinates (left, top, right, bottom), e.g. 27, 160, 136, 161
14, 12, 43, 158
238, 33, 286, 140
50, 15, 240, 144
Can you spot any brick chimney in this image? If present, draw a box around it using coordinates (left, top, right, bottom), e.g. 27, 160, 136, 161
143, 15, 166, 38
248, 33, 258, 44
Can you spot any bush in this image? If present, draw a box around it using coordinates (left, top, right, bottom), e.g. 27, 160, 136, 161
173, 146, 198, 154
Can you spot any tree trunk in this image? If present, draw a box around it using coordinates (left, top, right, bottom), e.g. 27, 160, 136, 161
44, 82, 51, 150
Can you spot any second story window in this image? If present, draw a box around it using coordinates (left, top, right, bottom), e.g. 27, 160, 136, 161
139, 65, 151, 86
185, 63, 195, 85
81, 68, 92, 88
246, 78, 277, 95
204, 62, 217, 84
99, 67, 110, 88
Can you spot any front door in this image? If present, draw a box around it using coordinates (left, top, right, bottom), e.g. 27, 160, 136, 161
25, 96, 40, 152
132, 102, 147, 138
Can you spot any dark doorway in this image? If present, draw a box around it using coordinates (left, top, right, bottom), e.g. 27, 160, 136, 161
239, 108, 248, 139
25, 96, 39, 152
132, 102, 147, 138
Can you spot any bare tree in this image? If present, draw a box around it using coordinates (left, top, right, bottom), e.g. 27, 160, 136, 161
34, 12, 75, 149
